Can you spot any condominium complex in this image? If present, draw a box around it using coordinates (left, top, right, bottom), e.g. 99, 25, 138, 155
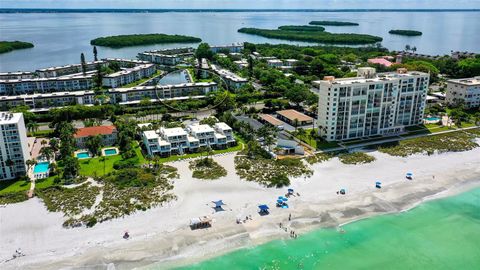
0, 112, 30, 180
446, 76, 480, 108
316, 68, 429, 141
0, 60, 156, 94
138, 47, 194, 66
142, 123, 235, 157
210, 64, 248, 90
36, 61, 106, 78
210, 43, 244, 54
0, 82, 218, 111
102, 64, 156, 88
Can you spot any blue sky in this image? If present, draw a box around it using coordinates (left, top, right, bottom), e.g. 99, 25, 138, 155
1, 0, 479, 9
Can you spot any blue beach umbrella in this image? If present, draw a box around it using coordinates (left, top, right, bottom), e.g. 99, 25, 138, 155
282, 197, 288, 202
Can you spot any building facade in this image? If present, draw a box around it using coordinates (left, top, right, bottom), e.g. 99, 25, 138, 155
142, 122, 235, 157
0, 82, 218, 111
0, 112, 30, 180
102, 64, 156, 88
446, 77, 480, 109
74, 126, 118, 149
316, 68, 429, 141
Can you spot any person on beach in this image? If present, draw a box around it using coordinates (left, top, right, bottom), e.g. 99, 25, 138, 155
279, 222, 282, 228
289, 213, 292, 221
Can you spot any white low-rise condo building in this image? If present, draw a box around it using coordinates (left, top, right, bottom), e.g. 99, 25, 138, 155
0, 82, 217, 111
0, 112, 30, 180
142, 122, 234, 157
446, 76, 480, 109
210, 43, 244, 53
102, 64, 156, 88
210, 64, 248, 90
36, 61, 106, 78
316, 67, 429, 141
138, 47, 194, 66
0, 71, 35, 80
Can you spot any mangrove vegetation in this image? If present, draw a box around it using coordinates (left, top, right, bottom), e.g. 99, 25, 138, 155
389, 29, 423, 36
90, 33, 202, 48
309, 21, 359, 26
238, 27, 382, 45
0, 41, 34, 54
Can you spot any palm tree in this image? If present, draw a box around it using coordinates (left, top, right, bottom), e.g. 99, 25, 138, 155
40, 139, 47, 146
293, 119, 300, 131
26, 159, 37, 172
27, 121, 39, 134
80, 53, 87, 75
405, 44, 411, 52
309, 129, 317, 144
412, 46, 417, 53
93, 46, 98, 61
39, 147, 54, 160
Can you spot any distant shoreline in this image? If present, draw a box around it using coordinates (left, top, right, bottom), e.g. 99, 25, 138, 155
1, 8, 480, 14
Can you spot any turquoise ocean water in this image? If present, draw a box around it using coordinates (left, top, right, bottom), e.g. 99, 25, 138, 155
171, 187, 480, 270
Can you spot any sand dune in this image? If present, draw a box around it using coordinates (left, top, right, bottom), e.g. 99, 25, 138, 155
1, 148, 480, 270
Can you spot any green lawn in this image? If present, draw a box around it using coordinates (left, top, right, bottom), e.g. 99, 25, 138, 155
293, 129, 340, 150
0, 179, 30, 195
35, 177, 56, 190
28, 129, 54, 137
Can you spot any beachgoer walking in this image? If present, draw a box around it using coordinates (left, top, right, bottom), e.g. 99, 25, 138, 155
289, 213, 292, 221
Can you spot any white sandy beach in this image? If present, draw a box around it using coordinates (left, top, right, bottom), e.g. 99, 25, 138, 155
1, 145, 480, 270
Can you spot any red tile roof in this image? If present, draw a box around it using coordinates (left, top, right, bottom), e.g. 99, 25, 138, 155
74, 125, 117, 138
276, 109, 313, 122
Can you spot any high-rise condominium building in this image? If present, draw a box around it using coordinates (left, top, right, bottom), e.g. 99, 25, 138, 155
0, 112, 30, 180
446, 76, 480, 109
316, 67, 429, 141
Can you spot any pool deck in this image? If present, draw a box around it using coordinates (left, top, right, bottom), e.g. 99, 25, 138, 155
102, 147, 120, 157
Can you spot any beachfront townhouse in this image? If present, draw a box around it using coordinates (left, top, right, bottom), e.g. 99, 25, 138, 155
74, 126, 118, 149
143, 130, 171, 157
141, 122, 235, 157
0, 112, 30, 180
446, 76, 480, 109
316, 67, 429, 141
214, 122, 236, 146
159, 127, 190, 154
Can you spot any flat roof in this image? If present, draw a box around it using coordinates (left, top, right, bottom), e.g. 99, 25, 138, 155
0, 112, 22, 124
143, 130, 159, 140
447, 77, 480, 86
214, 122, 232, 130
161, 127, 187, 137
189, 124, 214, 133
314, 70, 429, 86
276, 109, 313, 122
259, 114, 283, 126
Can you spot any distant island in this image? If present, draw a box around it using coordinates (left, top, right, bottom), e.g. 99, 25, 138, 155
238, 26, 381, 44
0, 41, 34, 54
389, 29, 423, 36
309, 21, 359, 26
278, 25, 326, 32
90, 34, 202, 48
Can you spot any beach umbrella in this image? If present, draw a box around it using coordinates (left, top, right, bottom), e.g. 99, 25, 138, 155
278, 196, 284, 200
277, 199, 283, 204
259, 204, 269, 210
213, 200, 226, 208
376, 181, 382, 185
288, 188, 294, 193
282, 197, 288, 202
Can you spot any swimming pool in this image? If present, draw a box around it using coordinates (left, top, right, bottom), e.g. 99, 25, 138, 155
76, 152, 90, 159
104, 148, 118, 156
33, 162, 49, 174
425, 117, 441, 121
